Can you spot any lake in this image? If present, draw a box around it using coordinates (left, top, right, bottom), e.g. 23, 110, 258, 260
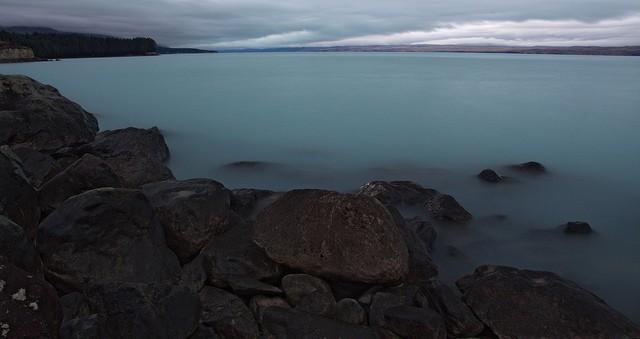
2, 52, 639, 323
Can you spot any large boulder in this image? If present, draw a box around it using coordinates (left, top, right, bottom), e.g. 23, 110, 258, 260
456, 265, 640, 338
0, 146, 40, 238
0, 215, 42, 275
424, 193, 472, 222
253, 189, 409, 285
36, 188, 181, 293
38, 153, 122, 216
0, 75, 99, 151
0, 257, 63, 339
358, 181, 437, 205
198, 286, 259, 339
142, 179, 231, 264
86, 127, 174, 188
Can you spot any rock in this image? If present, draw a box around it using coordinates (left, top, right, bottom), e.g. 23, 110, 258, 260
188, 324, 220, 339
262, 306, 393, 339
38, 153, 122, 216
180, 255, 208, 294
253, 189, 409, 285
36, 188, 181, 293
83, 282, 201, 339
11, 147, 62, 188
0, 215, 42, 275
0, 257, 63, 339
249, 295, 290, 325
59, 314, 110, 339
335, 298, 366, 325
281, 273, 333, 306
358, 180, 437, 205
59, 292, 90, 323
369, 292, 409, 328
227, 276, 282, 298
221, 161, 276, 171
415, 279, 484, 337
563, 221, 593, 234
198, 286, 259, 339
456, 265, 640, 338
424, 193, 472, 222
477, 168, 504, 183
0, 75, 99, 151
509, 161, 547, 174
296, 290, 337, 318
0, 146, 40, 238
142, 178, 231, 264
87, 127, 174, 188
200, 213, 283, 289
383, 305, 447, 339
386, 205, 438, 284
231, 188, 276, 216
406, 216, 436, 253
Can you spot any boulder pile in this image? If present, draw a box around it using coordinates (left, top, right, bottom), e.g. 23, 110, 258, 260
1, 75, 639, 338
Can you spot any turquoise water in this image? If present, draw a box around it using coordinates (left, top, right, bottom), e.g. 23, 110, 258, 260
3, 52, 640, 323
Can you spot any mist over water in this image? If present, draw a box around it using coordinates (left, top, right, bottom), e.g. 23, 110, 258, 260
3, 52, 640, 323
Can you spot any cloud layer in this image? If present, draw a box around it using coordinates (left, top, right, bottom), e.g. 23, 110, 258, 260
1, 0, 639, 48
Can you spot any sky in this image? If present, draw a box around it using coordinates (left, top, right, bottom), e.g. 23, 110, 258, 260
1, 0, 640, 49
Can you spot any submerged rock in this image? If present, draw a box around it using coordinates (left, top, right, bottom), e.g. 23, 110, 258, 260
253, 189, 409, 285
358, 180, 437, 205
0, 75, 99, 151
563, 221, 593, 234
456, 265, 640, 338
509, 161, 547, 174
477, 168, 504, 183
36, 188, 181, 293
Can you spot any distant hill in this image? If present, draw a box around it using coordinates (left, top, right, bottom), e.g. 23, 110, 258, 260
0, 26, 60, 34
156, 45, 217, 54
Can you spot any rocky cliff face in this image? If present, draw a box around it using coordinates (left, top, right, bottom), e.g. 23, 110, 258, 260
0, 42, 35, 61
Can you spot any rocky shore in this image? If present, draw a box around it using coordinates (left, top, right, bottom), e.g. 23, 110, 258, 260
1, 74, 639, 338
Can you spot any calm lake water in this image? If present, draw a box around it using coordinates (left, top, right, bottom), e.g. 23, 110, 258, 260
2, 52, 640, 323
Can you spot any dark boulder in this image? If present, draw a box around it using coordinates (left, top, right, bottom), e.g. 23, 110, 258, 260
456, 265, 640, 338
198, 286, 259, 339
249, 296, 290, 325
281, 273, 333, 306
335, 298, 367, 325
227, 276, 282, 298
0, 75, 99, 151
358, 180, 437, 205
87, 127, 174, 188
477, 168, 504, 183
0, 215, 42, 275
509, 161, 547, 174
383, 305, 447, 339
82, 282, 201, 339
416, 279, 484, 337
0, 257, 63, 339
253, 189, 409, 285
262, 306, 394, 339
369, 291, 409, 328
0, 146, 40, 238
424, 193, 472, 222
36, 188, 181, 293
142, 178, 231, 264
295, 289, 337, 318
12, 147, 62, 188
230, 188, 276, 216
563, 221, 593, 234
199, 213, 283, 289
406, 216, 436, 253
38, 153, 122, 216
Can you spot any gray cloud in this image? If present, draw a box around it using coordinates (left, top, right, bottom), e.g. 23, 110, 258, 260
1, 0, 639, 48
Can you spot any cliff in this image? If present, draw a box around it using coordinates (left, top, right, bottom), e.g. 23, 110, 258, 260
0, 41, 35, 62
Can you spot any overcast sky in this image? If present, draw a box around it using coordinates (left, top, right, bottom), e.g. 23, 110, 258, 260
2, 0, 639, 49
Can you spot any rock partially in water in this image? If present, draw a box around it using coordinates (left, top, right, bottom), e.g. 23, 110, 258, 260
456, 265, 640, 338
509, 161, 547, 174
36, 188, 181, 293
0, 257, 63, 339
424, 193, 472, 222
563, 221, 593, 234
0, 215, 42, 275
38, 153, 122, 217
87, 127, 174, 188
0, 146, 40, 238
358, 180, 438, 205
0, 75, 99, 151
142, 178, 231, 264
253, 189, 409, 285
477, 168, 504, 183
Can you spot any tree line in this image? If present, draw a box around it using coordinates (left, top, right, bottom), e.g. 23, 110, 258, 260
0, 30, 157, 59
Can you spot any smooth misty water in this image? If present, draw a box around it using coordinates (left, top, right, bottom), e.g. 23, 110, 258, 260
3, 52, 640, 323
